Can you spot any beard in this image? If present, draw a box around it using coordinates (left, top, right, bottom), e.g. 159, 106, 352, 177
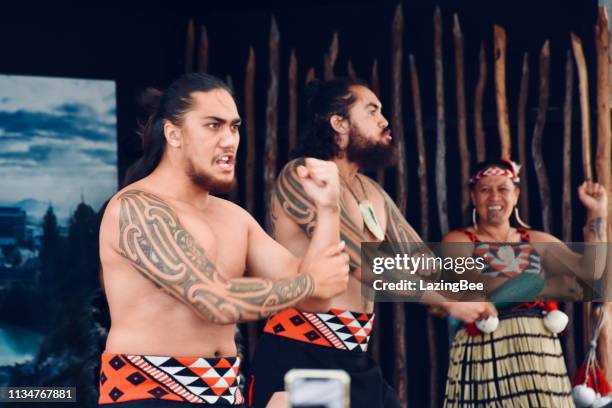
345, 123, 397, 170
185, 160, 237, 194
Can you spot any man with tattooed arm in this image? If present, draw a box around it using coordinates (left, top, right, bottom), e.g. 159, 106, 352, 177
97, 73, 349, 407
248, 78, 497, 408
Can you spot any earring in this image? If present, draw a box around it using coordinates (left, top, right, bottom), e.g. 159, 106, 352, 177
472, 208, 479, 231
514, 207, 531, 229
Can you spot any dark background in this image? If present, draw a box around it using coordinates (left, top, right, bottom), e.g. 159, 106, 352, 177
0, 1, 601, 405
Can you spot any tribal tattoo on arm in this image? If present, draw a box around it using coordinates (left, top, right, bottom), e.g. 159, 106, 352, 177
275, 159, 365, 271
585, 217, 606, 241
371, 182, 438, 279
118, 189, 314, 324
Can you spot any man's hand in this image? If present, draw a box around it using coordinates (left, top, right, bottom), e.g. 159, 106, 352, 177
304, 241, 350, 299
443, 301, 497, 324
578, 181, 608, 216
296, 158, 340, 210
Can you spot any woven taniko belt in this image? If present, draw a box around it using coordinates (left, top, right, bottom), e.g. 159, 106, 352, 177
99, 352, 244, 405
263, 307, 375, 352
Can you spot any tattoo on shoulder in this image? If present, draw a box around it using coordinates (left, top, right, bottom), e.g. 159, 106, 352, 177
275, 160, 317, 236
117, 189, 313, 324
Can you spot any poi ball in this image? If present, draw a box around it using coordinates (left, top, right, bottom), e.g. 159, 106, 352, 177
572, 384, 596, 407
475, 316, 499, 334
592, 395, 612, 408
543, 309, 569, 334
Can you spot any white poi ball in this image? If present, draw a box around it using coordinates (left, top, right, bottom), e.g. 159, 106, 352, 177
592, 395, 612, 408
543, 310, 569, 334
475, 316, 499, 334
572, 384, 596, 407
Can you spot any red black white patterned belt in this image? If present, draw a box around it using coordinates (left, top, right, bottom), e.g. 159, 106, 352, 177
263, 307, 375, 352
99, 352, 244, 405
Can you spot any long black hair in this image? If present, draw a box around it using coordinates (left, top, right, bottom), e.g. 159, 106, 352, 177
293, 77, 367, 160
122, 73, 233, 187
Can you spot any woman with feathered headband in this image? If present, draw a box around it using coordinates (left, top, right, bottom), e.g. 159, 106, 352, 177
442, 158, 608, 407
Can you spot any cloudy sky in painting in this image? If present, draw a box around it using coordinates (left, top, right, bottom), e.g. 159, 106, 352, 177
0, 75, 116, 223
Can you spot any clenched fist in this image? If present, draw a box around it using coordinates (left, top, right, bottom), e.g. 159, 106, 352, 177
578, 181, 608, 216
305, 241, 350, 299
296, 158, 340, 210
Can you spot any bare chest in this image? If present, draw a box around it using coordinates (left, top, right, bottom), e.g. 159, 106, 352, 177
176, 207, 249, 278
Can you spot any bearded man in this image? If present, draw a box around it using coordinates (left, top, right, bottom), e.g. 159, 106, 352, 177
247, 79, 495, 408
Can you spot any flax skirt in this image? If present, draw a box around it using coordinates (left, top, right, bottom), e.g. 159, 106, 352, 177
444, 310, 574, 407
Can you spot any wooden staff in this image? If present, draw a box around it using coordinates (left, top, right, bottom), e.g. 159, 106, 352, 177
494, 25, 511, 159
391, 5, 407, 406
434, 7, 449, 235
245, 47, 256, 214
289, 50, 298, 154
324, 32, 339, 80
391, 4, 407, 214
305, 67, 316, 84
453, 14, 470, 225
474, 42, 487, 162
408, 53, 436, 407
561, 52, 576, 375
531, 40, 551, 233
371, 60, 385, 187
571, 33, 593, 181
517, 53, 530, 223
347, 60, 357, 80
572, 32, 595, 351
596, 6, 611, 192
185, 19, 195, 73
562, 51, 574, 243
595, 5, 612, 381
197, 25, 209, 73
369, 58, 382, 365
409, 55, 429, 244
264, 17, 279, 232
244, 47, 258, 358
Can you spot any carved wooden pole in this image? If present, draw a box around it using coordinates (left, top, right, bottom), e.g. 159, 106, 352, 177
245, 47, 256, 215
474, 42, 487, 163
288, 50, 298, 154
562, 50, 576, 377
494, 25, 511, 159
185, 19, 195, 73
324, 32, 339, 80
305, 67, 316, 84
562, 51, 574, 243
571, 32, 595, 353
434, 7, 449, 236
571, 33, 594, 181
197, 25, 209, 73
531, 41, 551, 233
409, 54, 436, 407
517, 53, 530, 223
453, 14, 470, 225
595, 6, 612, 382
410, 55, 429, 243
369, 58, 382, 365
347, 60, 357, 80
391, 5, 407, 407
264, 17, 280, 231
371, 60, 385, 187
